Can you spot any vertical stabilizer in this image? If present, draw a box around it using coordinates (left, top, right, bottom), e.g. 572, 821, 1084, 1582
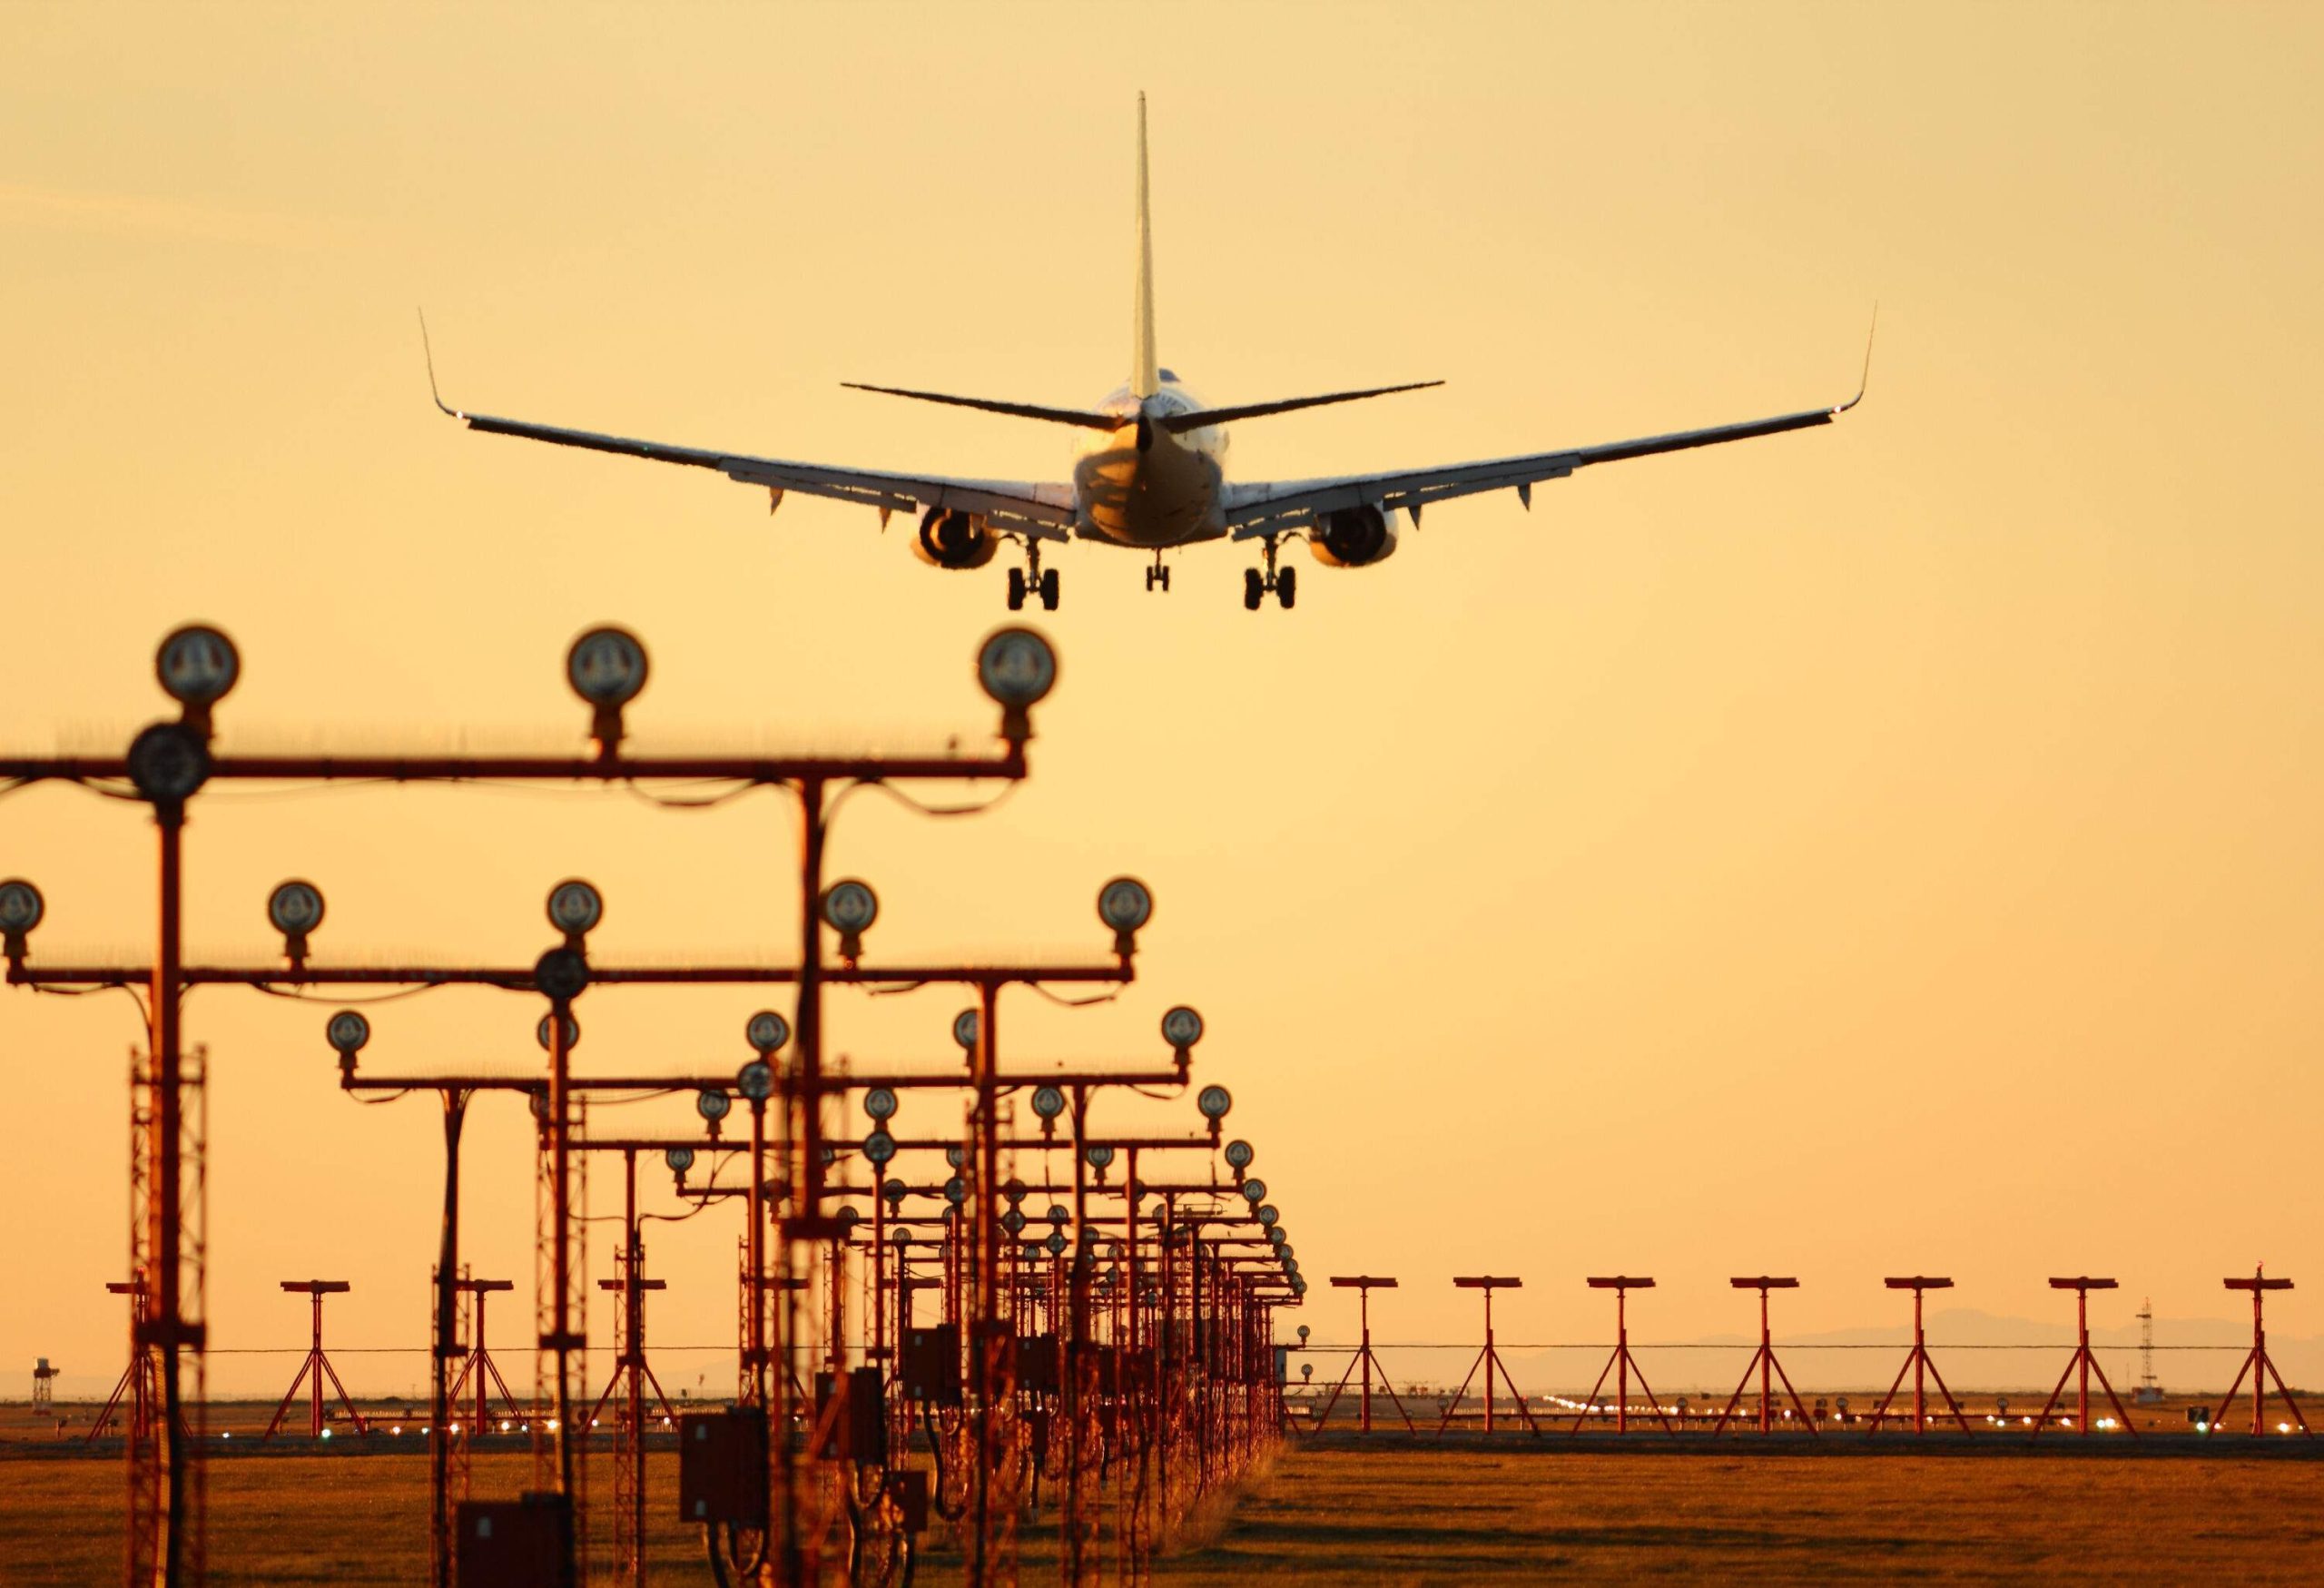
1130, 94, 1160, 399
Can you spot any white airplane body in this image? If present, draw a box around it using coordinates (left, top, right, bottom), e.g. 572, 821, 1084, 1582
429, 97, 1865, 611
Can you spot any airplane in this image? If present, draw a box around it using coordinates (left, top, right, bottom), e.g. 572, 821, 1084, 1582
425, 95, 1867, 614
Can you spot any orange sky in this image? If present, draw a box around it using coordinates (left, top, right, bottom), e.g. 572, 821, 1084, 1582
5, 2, 2323, 1396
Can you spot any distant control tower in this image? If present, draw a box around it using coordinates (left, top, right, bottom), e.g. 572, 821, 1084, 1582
32, 1357, 58, 1418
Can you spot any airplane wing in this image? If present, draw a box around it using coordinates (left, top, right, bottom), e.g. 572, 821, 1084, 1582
426, 336, 1078, 539
1221, 392, 1860, 539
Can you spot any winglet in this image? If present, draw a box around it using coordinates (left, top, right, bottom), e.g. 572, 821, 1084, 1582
418, 309, 462, 419
1834, 303, 1876, 414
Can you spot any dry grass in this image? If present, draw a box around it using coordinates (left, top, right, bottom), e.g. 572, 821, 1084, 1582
6, 1440, 2324, 1583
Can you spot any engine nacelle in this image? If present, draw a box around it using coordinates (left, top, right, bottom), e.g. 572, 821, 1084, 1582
1308, 505, 1402, 568
913, 508, 998, 570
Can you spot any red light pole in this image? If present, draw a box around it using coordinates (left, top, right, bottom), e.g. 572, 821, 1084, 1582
1710, 1277, 1817, 1437
2211, 1267, 2309, 1436
261, 1282, 368, 1442
1437, 1277, 1539, 1436
1866, 1277, 1971, 1435
1567, 1277, 1674, 1435
2029, 1277, 2137, 1438
1315, 1277, 1413, 1433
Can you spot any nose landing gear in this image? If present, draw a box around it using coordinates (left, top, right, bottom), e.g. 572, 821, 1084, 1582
1242, 535, 1297, 611
1144, 554, 1172, 593
1008, 544, 1060, 612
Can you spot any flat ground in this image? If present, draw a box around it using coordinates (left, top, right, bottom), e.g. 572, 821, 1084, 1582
5, 1437, 2322, 1583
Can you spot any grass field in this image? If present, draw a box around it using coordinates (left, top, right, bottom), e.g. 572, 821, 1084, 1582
5, 1438, 2323, 1583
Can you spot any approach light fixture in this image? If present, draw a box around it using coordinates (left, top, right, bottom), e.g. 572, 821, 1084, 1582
952, 1008, 980, 1053
1239, 1179, 1267, 1205
665, 1148, 695, 1176
696, 1089, 733, 1124
1097, 876, 1153, 958
536, 1012, 581, 1053
325, 1011, 370, 1075
744, 1010, 791, 1056
863, 1129, 898, 1167
975, 626, 1058, 744
820, 880, 879, 966
1046, 1204, 1069, 1227
1256, 1204, 1279, 1227
127, 723, 210, 807
1004, 1178, 1028, 1207
1224, 1139, 1255, 1171
1084, 1144, 1116, 1171
736, 1060, 775, 1103
1161, 1004, 1204, 1066
891, 1228, 911, 1249
946, 1145, 966, 1170
881, 1179, 907, 1208
566, 626, 648, 751
864, 1087, 899, 1121
1296, 1325, 1310, 1344
1002, 1208, 1027, 1237
533, 947, 589, 1005
547, 879, 603, 942
1045, 1229, 1068, 1256
1031, 1086, 1066, 1133
0, 879, 44, 959
1197, 1085, 1233, 1121
266, 880, 324, 965
943, 1177, 966, 1206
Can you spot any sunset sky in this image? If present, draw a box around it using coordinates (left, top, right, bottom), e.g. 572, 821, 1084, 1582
5, 3, 2322, 1397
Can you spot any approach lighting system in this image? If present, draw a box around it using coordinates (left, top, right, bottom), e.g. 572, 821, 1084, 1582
1098, 876, 1154, 957
1224, 1139, 1254, 1171
266, 881, 325, 964
156, 624, 240, 735
535, 1012, 581, 1052
745, 1010, 792, 1055
696, 1089, 733, 1124
0, 879, 44, 959
127, 723, 210, 807
1161, 1004, 1204, 1065
821, 880, 879, 965
547, 879, 603, 942
664, 1148, 695, 1175
976, 626, 1059, 744
953, 1008, 980, 1053
566, 626, 648, 749
864, 1087, 899, 1121
736, 1060, 775, 1103
1196, 1085, 1233, 1121
863, 1129, 899, 1166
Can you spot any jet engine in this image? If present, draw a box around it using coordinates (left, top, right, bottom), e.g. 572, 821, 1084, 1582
913, 508, 998, 569
1308, 505, 1402, 568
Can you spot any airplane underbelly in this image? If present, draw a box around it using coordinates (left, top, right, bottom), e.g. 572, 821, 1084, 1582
1075, 440, 1219, 547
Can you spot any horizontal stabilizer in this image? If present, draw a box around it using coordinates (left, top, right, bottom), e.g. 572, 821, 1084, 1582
842, 382, 1121, 431
1157, 380, 1443, 433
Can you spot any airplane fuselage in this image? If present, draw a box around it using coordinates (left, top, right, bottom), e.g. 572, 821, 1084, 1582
1071, 377, 1228, 548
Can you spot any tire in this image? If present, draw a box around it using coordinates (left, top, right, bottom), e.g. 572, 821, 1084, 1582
1277, 566, 1297, 609
1008, 567, 1027, 611
1039, 568, 1059, 611
1243, 569, 1263, 611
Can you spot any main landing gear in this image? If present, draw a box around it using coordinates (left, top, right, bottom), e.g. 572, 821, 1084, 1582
1007, 542, 1059, 612
1243, 535, 1296, 611
1144, 553, 1171, 593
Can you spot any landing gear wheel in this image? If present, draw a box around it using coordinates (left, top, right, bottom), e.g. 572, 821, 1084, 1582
1243, 568, 1263, 611
1277, 565, 1297, 610
1008, 567, 1028, 611
1039, 567, 1059, 611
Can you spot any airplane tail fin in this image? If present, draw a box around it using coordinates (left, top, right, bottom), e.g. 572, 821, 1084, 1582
1131, 93, 1159, 399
